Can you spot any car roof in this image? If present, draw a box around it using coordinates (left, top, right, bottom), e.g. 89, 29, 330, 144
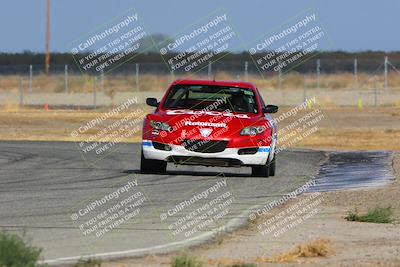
171, 79, 256, 90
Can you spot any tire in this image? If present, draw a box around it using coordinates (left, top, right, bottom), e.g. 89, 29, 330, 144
140, 150, 167, 174
251, 164, 269, 177
268, 155, 276, 176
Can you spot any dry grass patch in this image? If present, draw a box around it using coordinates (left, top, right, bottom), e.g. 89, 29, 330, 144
207, 258, 255, 267
256, 238, 333, 263
206, 238, 332, 266
297, 128, 400, 151
0, 109, 146, 142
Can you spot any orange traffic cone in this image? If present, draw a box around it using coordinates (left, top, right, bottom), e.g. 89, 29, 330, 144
44, 103, 49, 111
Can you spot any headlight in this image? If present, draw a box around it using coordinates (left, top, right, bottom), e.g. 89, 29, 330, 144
240, 126, 266, 136
150, 120, 172, 132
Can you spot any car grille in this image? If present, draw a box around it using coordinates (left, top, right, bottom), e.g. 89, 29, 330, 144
167, 156, 242, 167
182, 139, 228, 153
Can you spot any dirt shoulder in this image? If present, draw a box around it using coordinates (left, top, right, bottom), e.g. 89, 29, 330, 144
99, 153, 400, 267
1, 106, 400, 151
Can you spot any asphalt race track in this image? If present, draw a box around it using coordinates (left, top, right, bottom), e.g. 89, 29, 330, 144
0, 141, 394, 264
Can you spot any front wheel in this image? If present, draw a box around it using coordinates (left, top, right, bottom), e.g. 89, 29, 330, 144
251, 154, 276, 177
140, 150, 167, 174
268, 155, 276, 176
251, 164, 269, 177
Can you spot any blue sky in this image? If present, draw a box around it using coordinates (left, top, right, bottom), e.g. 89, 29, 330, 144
0, 0, 398, 52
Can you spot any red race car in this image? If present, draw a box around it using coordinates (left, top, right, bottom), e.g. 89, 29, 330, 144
141, 79, 278, 177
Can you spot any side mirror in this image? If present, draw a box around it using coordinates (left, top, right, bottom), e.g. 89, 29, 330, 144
263, 105, 279, 113
146, 98, 159, 107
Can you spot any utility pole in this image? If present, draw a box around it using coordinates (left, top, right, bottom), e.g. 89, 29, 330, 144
64, 64, 69, 93
373, 76, 378, 107
303, 74, 307, 102
316, 59, 321, 91
384, 56, 388, 90
100, 69, 104, 92
93, 78, 97, 109
354, 58, 358, 88
277, 59, 282, 90
29, 65, 33, 92
135, 63, 140, 92
45, 0, 51, 74
19, 78, 24, 106
244, 61, 248, 82
170, 68, 174, 83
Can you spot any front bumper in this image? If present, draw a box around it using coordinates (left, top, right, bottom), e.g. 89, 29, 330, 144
142, 140, 270, 166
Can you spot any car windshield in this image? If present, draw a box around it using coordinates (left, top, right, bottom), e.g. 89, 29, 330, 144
162, 85, 259, 114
